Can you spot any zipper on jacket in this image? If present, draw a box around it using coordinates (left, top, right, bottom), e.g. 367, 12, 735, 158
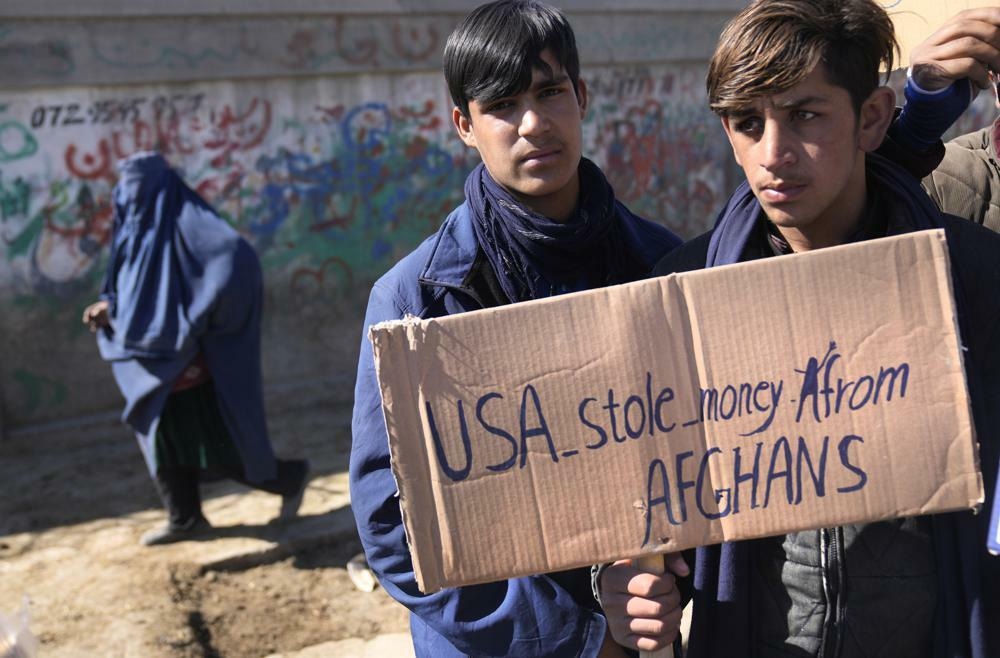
818, 527, 846, 658
831, 526, 846, 658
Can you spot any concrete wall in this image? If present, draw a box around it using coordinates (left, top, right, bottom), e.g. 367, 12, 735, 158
2, 1, 995, 435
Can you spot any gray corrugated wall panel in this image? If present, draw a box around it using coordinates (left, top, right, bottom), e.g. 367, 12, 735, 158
0, 12, 734, 89
1, 1, 749, 18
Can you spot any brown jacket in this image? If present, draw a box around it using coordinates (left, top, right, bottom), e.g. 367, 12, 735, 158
923, 120, 1000, 232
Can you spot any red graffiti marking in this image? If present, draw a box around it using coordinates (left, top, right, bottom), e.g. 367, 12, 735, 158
316, 104, 346, 122
203, 98, 272, 168
403, 136, 429, 160
397, 100, 441, 131
41, 186, 113, 245
310, 197, 357, 232
334, 17, 378, 65
290, 256, 354, 298
283, 29, 319, 69
150, 112, 200, 156
64, 139, 114, 182
195, 168, 247, 213
391, 22, 438, 62
603, 100, 666, 194
64, 119, 173, 182
111, 121, 155, 157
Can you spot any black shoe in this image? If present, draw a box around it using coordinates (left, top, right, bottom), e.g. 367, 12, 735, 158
140, 515, 211, 547
278, 459, 310, 520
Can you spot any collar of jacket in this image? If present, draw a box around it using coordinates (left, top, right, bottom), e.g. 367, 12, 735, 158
415, 202, 491, 308
990, 117, 1000, 161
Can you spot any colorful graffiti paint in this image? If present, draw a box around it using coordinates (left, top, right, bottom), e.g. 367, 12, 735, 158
587, 66, 731, 239
0, 64, 736, 425
0, 65, 731, 303
8, 52, 1000, 428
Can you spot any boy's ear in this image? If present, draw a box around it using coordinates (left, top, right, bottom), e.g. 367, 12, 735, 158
857, 86, 895, 152
452, 107, 477, 148
720, 116, 743, 167
576, 78, 589, 116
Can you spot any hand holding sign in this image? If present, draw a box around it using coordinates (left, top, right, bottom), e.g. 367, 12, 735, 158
598, 553, 689, 656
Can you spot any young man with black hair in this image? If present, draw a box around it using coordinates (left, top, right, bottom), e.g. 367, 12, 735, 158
598, 1, 1000, 656
350, 3, 681, 656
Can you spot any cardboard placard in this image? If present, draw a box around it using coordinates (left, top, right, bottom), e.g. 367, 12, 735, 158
885, 1, 997, 68
371, 230, 983, 593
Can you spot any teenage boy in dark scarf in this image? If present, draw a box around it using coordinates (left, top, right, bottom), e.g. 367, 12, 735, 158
598, 2, 1000, 657
349, 2, 979, 657
350, 4, 680, 657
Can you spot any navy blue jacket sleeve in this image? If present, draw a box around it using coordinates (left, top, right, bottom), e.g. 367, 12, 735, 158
349, 280, 609, 658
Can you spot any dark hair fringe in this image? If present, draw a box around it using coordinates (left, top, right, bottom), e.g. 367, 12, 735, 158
444, 0, 580, 117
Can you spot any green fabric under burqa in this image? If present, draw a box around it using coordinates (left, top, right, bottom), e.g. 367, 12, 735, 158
153, 383, 244, 473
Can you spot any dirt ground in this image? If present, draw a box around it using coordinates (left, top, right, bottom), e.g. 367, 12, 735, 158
0, 397, 411, 658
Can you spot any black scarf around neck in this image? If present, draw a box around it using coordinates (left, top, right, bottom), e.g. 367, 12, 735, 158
464, 158, 642, 302
705, 152, 941, 266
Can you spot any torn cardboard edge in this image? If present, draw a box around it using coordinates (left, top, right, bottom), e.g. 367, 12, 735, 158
371, 229, 983, 592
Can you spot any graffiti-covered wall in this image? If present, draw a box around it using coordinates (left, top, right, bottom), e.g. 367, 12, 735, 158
12, 1, 995, 433
0, 3, 750, 432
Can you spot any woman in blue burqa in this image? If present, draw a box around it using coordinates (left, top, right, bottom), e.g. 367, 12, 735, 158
83, 151, 309, 546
